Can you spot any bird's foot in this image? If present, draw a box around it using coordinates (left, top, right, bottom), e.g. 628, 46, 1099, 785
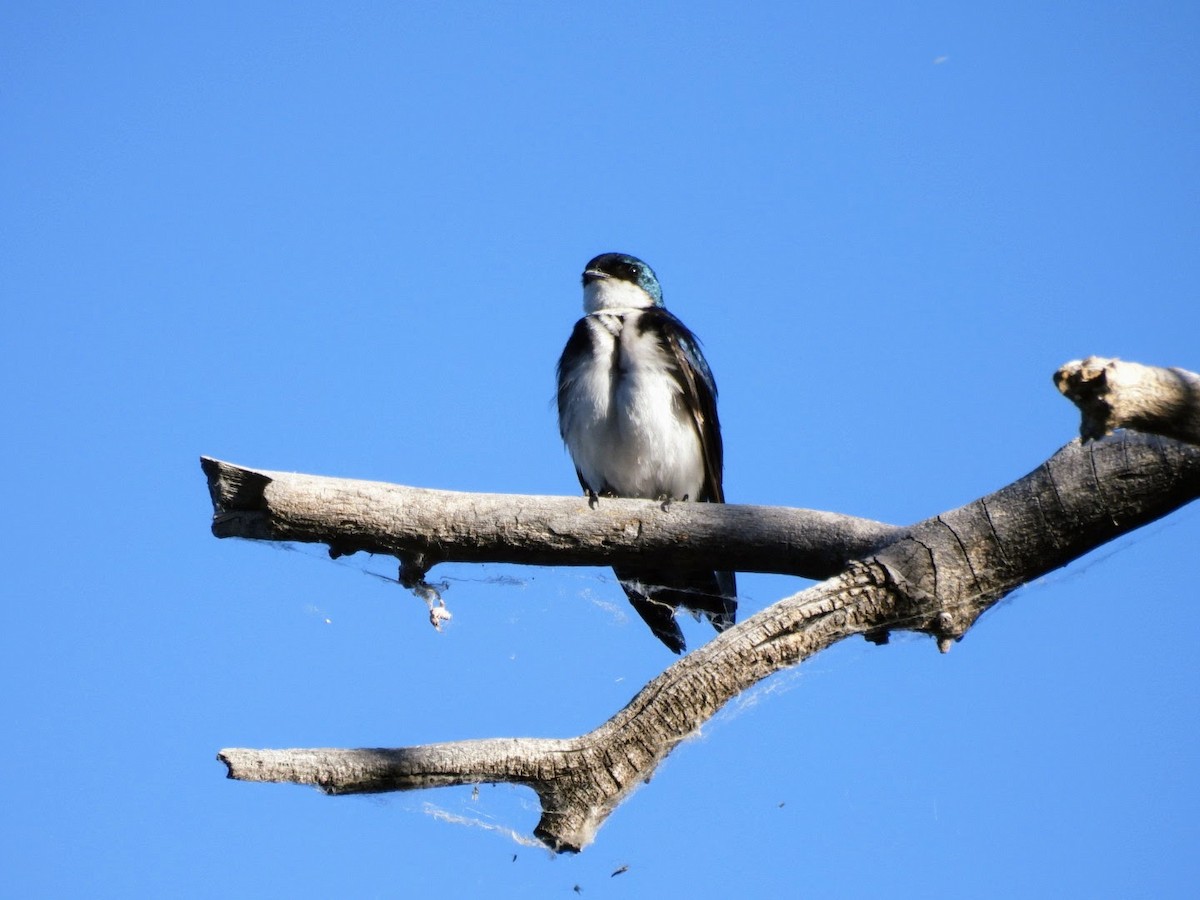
657, 493, 687, 512
586, 488, 620, 509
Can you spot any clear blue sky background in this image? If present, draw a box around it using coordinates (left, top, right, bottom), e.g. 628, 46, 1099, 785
3, 2, 1198, 897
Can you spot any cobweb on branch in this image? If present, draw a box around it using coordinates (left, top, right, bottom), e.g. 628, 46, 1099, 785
422, 804, 547, 848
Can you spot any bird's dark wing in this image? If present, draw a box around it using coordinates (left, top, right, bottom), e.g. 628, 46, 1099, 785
650, 309, 725, 503
557, 317, 605, 496
626, 309, 737, 651
555, 317, 594, 440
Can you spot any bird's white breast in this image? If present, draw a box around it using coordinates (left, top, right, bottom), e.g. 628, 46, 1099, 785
560, 312, 705, 501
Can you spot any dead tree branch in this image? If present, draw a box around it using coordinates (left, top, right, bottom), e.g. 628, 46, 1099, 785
212, 430, 1200, 851
201, 457, 902, 581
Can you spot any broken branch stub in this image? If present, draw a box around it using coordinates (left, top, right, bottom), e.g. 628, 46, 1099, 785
1055, 357, 1200, 446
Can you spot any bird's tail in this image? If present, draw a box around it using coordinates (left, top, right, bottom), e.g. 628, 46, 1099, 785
613, 565, 737, 654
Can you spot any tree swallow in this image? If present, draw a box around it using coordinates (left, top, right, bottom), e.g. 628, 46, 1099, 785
556, 252, 737, 653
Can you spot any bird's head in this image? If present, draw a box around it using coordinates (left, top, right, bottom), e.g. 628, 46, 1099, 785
581, 252, 664, 313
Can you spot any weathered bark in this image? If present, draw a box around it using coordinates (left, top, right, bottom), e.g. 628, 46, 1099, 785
214, 431, 1200, 851
1056, 357, 1200, 446
201, 456, 902, 582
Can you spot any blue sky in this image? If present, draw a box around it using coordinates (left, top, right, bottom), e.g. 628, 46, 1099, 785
3, 2, 1198, 897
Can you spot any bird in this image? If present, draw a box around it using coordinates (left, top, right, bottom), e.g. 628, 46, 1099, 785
556, 252, 736, 653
